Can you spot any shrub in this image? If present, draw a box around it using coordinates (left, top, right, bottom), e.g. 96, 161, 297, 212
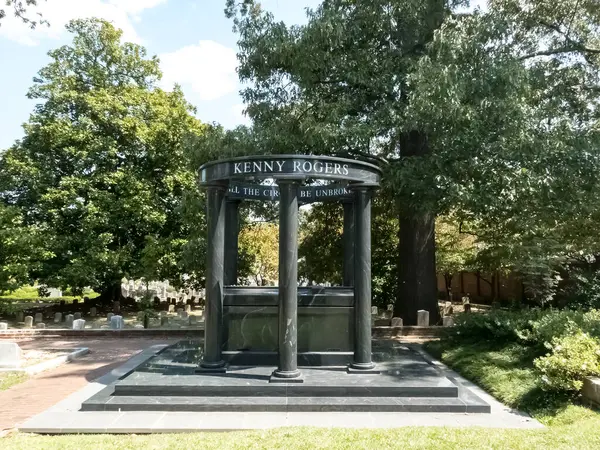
534, 331, 600, 392
451, 309, 543, 343
523, 309, 600, 347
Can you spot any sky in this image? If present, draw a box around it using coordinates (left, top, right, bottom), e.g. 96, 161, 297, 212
0, 0, 323, 150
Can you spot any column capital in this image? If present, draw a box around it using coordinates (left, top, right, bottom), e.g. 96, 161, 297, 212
205, 181, 229, 192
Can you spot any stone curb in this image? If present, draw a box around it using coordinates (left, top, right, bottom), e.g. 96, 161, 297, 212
0, 347, 90, 375
0, 326, 444, 340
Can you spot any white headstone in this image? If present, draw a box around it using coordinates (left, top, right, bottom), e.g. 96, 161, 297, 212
134, 324, 144, 329
0, 322, 7, 330
417, 310, 430, 327
74, 312, 82, 320
36, 322, 46, 329
73, 319, 86, 330
107, 312, 114, 322
443, 316, 455, 327
371, 306, 378, 316
110, 315, 124, 330
391, 317, 403, 327
168, 304, 175, 313
65, 314, 74, 328
387, 304, 394, 311
185, 305, 192, 313
24, 316, 34, 328
54, 312, 62, 323
89, 307, 97, 317
0, 342, 22, 368
34, 313, 43, 323
48, 288, 62, 297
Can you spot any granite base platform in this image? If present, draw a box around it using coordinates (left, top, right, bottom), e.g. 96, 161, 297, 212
81, 340, 490, 413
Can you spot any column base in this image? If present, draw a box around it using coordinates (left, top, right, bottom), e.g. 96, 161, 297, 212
269, 369, 304, 383
347, 362, 381, 374
196, 361, 228, 374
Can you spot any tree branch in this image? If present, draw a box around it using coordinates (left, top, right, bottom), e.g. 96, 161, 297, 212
520, 45, 600, 61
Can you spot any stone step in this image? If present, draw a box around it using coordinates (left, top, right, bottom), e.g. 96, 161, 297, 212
113, 382, 458, 398
81, 395, 489, 413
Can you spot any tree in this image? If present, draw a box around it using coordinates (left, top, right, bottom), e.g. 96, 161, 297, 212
0, 204, 50, 293
239, 222, 279, 285
226, 0, 600, 323
435, 215, 477, 301
0, 0, 47, 28
0, 18, 204, 302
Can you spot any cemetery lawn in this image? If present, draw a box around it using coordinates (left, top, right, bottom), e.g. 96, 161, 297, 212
0, 372, 29, 391
2, 339, 599, 448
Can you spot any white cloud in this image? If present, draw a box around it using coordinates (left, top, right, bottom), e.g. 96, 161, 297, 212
159, 41, 238, 101
0, 0, 167, 46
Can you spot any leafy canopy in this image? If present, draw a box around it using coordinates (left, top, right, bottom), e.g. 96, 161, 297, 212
0, 18, 204, 296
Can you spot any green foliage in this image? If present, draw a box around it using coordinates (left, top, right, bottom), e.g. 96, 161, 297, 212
225, 0, 600, 317
451, 309, 544, 343
0, 204, 50, 292
0, 0, 47, 29
424, 338, 596, 426
298, 197, 398, 306
239, 222, 279, 286
448, 308, 600, 396
535, 332, 600, 392
0, 19, 204, 298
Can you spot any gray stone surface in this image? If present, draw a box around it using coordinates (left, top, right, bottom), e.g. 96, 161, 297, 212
583, 377, 600, 406
0, 342, 22, 368
443, 316, 454, 327
74, 312, 82, 320
34, 313, 43, 324
73, 319, 86, 330
18, 342, 543, 433
54, 312, 62, 323
110, 315, 124, 330
16, 311, 24, 323
417, 310, 430, 327
89, 307, 97, 317
391, 317, 403, 327
161, 316, 169, 326
0, 322, 7, 330
36, 323, 46, 329
65, 314, 74, 328
24, 316, 33, 328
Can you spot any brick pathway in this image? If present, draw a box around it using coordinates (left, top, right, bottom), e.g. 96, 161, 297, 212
0, 338, 177, 431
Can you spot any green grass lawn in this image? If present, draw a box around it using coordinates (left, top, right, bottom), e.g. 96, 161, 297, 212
0, 372, 29, 391
2, 339, 599, 449
0, 285, 100, 309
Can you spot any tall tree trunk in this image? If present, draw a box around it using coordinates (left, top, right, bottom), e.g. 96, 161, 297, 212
93, 281, 124, 306
394, 130, 441, 326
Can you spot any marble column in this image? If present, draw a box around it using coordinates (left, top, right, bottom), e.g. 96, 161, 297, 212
224, 199, 240, 286
271, 180, 303, 381
349, 186, 377, 371
200, 182, 227, 371
342, 199, 355, 287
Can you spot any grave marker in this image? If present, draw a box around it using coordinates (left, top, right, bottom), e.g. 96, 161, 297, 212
417, 310, 430, 327
0, 342, 22, 368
